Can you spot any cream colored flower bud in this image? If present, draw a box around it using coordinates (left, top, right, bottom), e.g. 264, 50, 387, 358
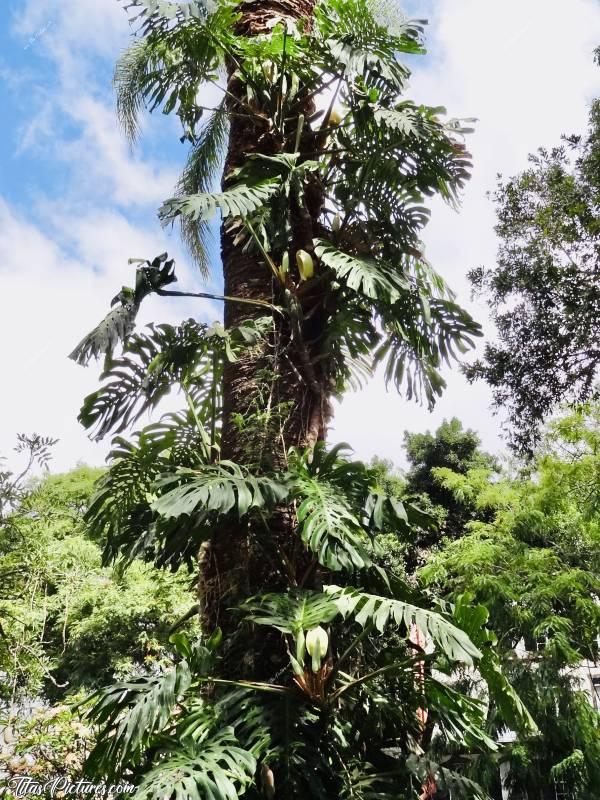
305, 626, 328, 672
328, 106, 344, 126
296, 249, 314, 281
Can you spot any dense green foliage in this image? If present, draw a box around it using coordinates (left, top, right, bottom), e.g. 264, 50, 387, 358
0, 465, 197, 705
2, 1, 599, 799
74, 0, 481, 407
421, 406, 600, 798
467, 93, 600, 455
403, 418, 498, 555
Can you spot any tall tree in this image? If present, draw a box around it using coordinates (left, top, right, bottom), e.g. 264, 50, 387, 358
466, 83, 600, 455
66, 1, 535, 797
73, 0, 480, 639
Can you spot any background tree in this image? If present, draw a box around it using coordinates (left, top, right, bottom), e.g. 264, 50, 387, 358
0, 434, 57, 522
0, 465, 196, 706
466, 84, 600, 455
401, 418, 498, 566
421, 405, 600, 798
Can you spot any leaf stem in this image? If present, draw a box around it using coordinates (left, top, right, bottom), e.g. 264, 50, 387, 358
331, 655, 427, 701
156, 288, 282, 313
327, 623, 373, 687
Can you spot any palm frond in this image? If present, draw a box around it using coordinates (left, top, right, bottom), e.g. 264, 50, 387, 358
176, 102, 229, 275
114, 2, 234, 144
121, 0, 210, 36
114, 38, 156, 143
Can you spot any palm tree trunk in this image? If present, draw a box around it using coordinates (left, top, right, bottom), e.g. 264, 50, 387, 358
199, 0, 332, 655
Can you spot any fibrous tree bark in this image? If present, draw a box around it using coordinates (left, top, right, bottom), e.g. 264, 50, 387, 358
199, 0, 330, 649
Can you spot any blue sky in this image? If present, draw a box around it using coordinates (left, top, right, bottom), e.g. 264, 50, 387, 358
2, 0, 600, 475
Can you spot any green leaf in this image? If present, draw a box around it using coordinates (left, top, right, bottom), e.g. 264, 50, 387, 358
152, 462, 289, 519
84, 659, 193, 777
160, 180, 281, 224
240, 591, 340, 635
134, 730, 256, 800
69, 302, 139, 367
314, 239, 409, 301
452, 593, 537, 734
325, 585, 482, 665
295, 478, 371, 571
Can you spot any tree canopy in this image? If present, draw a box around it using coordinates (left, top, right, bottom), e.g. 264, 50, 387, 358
466, 93, 600, 455
0, 464, 197, 705
403, 418, 498, 542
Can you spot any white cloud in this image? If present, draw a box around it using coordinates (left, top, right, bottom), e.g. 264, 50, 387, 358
331, 0, 600, 466
55, 96, 179, 207
5, 0, 600, 475
0, 0, 224, 476
12, 0, 181, 207
13, 0, 125, 65
0, 199, 218, 475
